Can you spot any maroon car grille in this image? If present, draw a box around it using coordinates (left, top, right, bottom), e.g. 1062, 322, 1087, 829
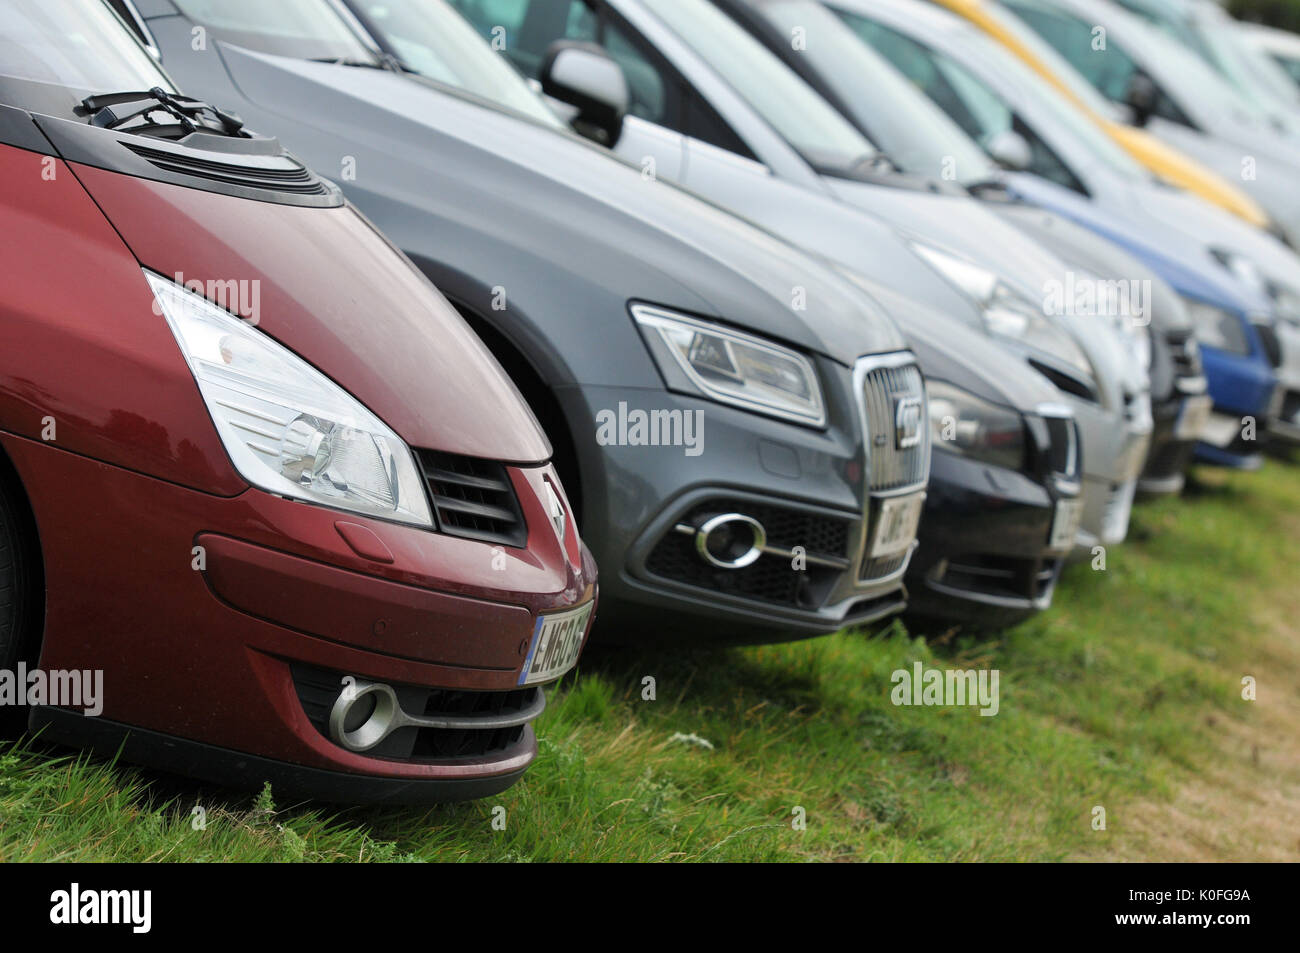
416, 450, 528, 548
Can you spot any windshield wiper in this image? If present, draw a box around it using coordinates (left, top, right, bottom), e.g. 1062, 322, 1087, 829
965, 177, 1013, 199
853, 152, 899, 175
308, 54, 404, 72
80, 87, 244, 138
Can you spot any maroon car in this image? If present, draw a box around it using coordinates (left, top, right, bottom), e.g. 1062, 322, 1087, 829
0, 0, 595, 803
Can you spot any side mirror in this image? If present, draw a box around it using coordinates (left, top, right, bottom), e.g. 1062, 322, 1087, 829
986, 129, 1032, 171
1124, 70, 1158, 127
539, 41, 628, 147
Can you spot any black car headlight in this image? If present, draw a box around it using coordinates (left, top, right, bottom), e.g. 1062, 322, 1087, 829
926, 379, 1026, 471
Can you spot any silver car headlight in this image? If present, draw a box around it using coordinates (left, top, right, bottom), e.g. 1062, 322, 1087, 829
1210, 248, 1268, 296
1272, 285, 1300, 326
1208, 246, 1300, 325
632, 304, 826, 426
1181, 295, 1250, 356
909, 241, 1096, 385
149, 271, 433, 527
1061, 264, 1153, 371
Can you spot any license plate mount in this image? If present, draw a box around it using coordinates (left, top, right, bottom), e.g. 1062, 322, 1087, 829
869, 491, 925, 559
1174, 395, 1213, 441
1048, 498, 1084, 551
519, 601, 593, 686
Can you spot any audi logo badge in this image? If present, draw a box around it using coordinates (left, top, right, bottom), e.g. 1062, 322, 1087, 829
894, 396, 923, 450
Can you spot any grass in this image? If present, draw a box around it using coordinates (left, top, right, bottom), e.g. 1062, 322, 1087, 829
1, 456, 1297, 862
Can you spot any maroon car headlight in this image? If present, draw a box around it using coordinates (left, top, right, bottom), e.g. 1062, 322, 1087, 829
147, 270, 433, 527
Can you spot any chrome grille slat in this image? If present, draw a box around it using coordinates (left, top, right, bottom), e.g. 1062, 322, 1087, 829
862, 362, 926, 491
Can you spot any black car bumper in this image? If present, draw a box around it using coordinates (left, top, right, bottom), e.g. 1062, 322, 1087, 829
1140, 388, 1211, 495
904, 448, 1074, 631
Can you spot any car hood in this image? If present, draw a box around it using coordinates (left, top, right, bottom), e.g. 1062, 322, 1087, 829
1004, 171, 1273, 315
1125, 177, 1300, 302
49, 120, 552, 463
824, 176, 1071, 304
854, 275, 1062, 411
1105, 121, 1269, 227
990, 200, 1191, 335
824, 176, 1145, 396
210, 46, 905, 367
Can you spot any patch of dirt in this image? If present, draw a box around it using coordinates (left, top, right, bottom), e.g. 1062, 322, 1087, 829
1073, 495, 1300, 862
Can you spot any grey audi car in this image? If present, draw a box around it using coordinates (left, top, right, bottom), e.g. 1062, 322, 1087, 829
111, 0, 939, 645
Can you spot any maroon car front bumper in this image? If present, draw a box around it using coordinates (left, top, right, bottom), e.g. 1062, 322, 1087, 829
5, 431, 596, 804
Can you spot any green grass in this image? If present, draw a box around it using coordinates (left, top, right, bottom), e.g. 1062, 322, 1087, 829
2, 457, 1297, 862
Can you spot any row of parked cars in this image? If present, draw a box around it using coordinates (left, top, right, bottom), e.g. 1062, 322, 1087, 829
0, 0, 1295, 804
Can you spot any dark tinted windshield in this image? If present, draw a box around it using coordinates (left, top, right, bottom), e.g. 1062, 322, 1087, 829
0, 0, 173, 94
171, 0, 377, 61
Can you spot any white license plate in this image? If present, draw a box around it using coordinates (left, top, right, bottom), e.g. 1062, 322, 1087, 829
1174, 395, 1212, 440
1048, 498, 1084, 551
1268, 385, 1286, 420
1199, 412, 1240, 449
519, 602, 593, 686
869, 491, 925, 559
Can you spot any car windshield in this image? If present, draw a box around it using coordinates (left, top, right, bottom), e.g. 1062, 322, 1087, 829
1005, 0, 1266, 130
1191, 7, 1300, 112
1271, 48, 1300, 89
640, 0, 878, 175
836, 5, 1149, 185
755, 0, 997, 184
170, 0, 377, 62
0, 0, 174, 95
341, 0, 563, 126
978, 0, 1118, 118
1124, 16, 1270, 126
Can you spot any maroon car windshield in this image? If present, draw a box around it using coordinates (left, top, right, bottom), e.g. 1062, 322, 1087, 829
0, 0, 173, 93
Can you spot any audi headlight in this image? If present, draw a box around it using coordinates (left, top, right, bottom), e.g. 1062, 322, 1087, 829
909, 241, 1095, 384
926, 379, 1026, 471
632, 304, 825, 426
149, 271, 433, 526
1182, 295, 1250, 355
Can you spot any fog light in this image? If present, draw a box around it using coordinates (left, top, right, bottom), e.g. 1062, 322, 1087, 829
695, 513, 766, 569
328, 679, 400, 752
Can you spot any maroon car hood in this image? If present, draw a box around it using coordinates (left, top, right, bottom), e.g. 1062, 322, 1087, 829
71, 163, 551, 465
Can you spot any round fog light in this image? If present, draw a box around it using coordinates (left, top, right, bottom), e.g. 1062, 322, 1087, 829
328, 680, 400, 752
695, 513, 766, 569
